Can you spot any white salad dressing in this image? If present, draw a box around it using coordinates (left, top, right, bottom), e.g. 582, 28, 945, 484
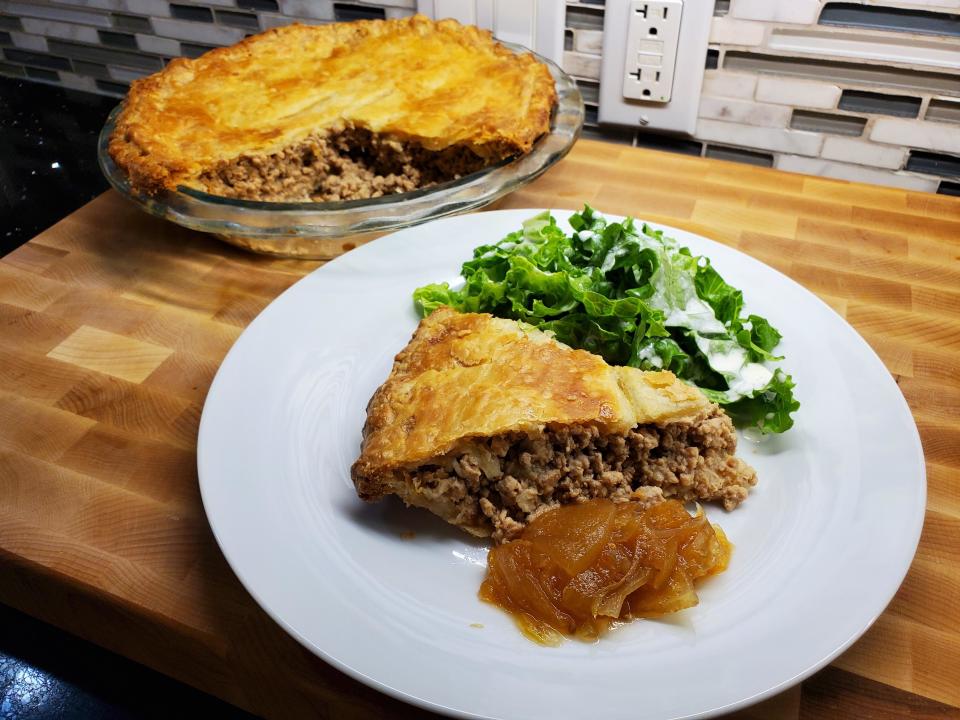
703, 343, 748, 375
693, 336, 774, 401
646, 247, 725, 334
665, 297, 726, 335
637, 231, 777, 402
635, 343, 664, 369
730, 362, 774, 397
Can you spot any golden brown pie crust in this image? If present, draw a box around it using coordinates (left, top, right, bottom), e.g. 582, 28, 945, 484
354, 307, 713, 474
109, 15, 557, 198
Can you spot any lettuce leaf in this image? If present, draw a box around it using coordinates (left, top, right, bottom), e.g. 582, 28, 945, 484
412, 205, 799, 433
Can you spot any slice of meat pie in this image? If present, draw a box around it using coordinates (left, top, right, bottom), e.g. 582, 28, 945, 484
351, 307, 757, 542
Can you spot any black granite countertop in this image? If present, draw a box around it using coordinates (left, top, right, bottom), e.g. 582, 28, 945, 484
1, 76, 115, 256
0, 75, 254, 720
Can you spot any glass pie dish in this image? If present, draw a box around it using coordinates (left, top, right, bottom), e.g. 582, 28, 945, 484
97, 48, 583, 259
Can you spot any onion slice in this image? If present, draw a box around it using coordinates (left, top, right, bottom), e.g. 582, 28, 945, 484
480, 498, 731, 644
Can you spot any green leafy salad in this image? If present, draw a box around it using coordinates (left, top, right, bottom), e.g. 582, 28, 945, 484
413, 206, 799, 434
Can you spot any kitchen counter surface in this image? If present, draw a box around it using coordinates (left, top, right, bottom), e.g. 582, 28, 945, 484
1, 139, 959, 719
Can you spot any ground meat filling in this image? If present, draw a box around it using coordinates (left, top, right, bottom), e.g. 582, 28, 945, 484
197, 126, 492, 202
402, 407, 757, 543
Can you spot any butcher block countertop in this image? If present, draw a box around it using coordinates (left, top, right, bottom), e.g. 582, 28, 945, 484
1, 139, 959, 719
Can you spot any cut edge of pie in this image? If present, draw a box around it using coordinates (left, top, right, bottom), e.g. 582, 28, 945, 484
109, 16, 558, 201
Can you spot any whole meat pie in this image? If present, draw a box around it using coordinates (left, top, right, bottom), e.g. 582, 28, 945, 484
351, 308, 758, 543
108, 16, 557, 201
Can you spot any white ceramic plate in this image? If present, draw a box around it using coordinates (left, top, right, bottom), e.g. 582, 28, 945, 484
198, 209, 925, 720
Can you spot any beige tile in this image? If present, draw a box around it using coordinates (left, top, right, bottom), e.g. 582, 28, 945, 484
888, 0, 960, 7
109, 66, 150, 83
47, 326, 174, 384
821, 137, 906, 170
59, 72, 98, 92
729, 0, 820, 23
151, 17, 244, 44
135, 33, 179, 55
73, 0, 170, 16
563, 50, 601, 80
701, 71, 758, 99
926, 96, 960, 124
755, 77, 841, 110
768, 28, 960, 70
709, 17, 766, 46
776, 155, 940, 192
4, 1, 110, 27
574, 29, 603, 54
871, 117, 960, 154
278, 0, 335, 20
10, 31, 48, 52
698, 97, 792, 127
20, 18, 98, 43
259, 13, 299, 29
696, 119, 823, 156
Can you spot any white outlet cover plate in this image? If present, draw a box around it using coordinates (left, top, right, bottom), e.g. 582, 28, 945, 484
622, 0, 683, 103
600, 0, 713, 135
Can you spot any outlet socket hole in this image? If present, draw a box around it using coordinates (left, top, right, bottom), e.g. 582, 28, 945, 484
649, 27, 658, 35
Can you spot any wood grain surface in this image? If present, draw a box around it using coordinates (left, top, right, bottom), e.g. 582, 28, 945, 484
1, 139, 958, 719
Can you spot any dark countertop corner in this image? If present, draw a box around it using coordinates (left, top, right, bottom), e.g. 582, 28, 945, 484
0, 602, 255, 719
1, 75, 117, 257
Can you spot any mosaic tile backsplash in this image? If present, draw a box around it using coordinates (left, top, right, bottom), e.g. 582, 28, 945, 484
1, 0, 958, 195
568, 0, 960, 195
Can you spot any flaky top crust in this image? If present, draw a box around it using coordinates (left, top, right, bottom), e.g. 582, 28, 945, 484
109, 15, 557, 195
353, 308, 712, 474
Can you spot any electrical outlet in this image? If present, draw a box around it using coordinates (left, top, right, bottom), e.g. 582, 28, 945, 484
599, 0, 713, 135
622, 1, 682, 103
